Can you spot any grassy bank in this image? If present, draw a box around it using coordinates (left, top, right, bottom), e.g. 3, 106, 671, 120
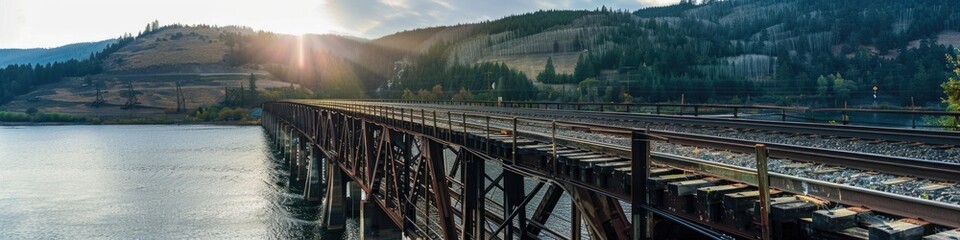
0, 110, 92, 123
0, 106, 262, 126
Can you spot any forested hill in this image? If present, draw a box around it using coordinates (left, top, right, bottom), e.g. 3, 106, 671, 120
360, 0, 960, 107
5, 0, 960, 109
0, 40, 117, 67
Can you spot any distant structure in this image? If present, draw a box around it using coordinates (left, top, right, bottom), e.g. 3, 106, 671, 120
175, 81, 187, 112
223, 82, 245, 106
121, 81, 140, 110
89, 85, 105, 108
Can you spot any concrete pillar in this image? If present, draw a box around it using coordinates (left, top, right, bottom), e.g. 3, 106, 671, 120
279, 125, 287, 156
278, 123, 284, 153
297, 137, 309, 182
281, 124, 286, 151
289, 129, 299, 180
275, 122, 281, 150
347, 181, 361, 219
360, 192, 402, 240
324, 162, 345, 230
304, 147, 323, 202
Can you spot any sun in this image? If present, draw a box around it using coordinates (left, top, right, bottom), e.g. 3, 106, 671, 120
251, 0, 344, 36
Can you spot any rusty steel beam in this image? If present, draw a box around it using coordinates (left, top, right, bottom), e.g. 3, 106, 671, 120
565, 184, 630, 239
264, 101, 737, 239
362, 121, 373, 187
631, 130, 651, 240
522, 183, 564, 240
501, 170, 526, 239
460, 147, 484, 240
488, 182, 545, 239
426, 139, 458, 240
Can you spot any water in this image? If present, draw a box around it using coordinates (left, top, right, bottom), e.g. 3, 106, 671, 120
0, 125, 338, 239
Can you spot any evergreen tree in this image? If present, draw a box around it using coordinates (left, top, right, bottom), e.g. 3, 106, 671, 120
574, 54, 587, 81
537, 57, 557, 83
817, 75, 830, 98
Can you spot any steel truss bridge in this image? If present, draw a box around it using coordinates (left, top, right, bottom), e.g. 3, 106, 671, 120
262, 100, 960, 240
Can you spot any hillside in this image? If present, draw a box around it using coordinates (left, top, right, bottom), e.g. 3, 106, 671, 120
5, 0, 960, 121
0, 25, 296, 121
103, 26, 253, 73
0, 39, 117, 67
358, 0, 960, 106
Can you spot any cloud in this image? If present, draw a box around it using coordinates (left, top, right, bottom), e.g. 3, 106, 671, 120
326, 0, 465, 38
534, 0, 573, 9
380, 0, 410, 9
325, 0, 679, 39
431, 0, 454, 10
0, 0, 681, 48
634, 0, 679, 7
0, 1, 27, 48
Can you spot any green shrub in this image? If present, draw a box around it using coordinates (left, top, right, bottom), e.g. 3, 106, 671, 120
0, 111, 30, 122
32, 111, 86, 122
0, 110, 86, 122
217, 107, 247, 121
190, 106, 250, 122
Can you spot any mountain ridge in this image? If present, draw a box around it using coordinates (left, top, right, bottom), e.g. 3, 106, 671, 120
4, 0, 960, 121
0, 39, 118, 67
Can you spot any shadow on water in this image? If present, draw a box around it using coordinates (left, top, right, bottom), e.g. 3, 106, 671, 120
266, 137, 344, 240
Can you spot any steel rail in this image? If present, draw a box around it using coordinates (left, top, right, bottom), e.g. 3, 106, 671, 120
325, 100, 960, 183
371, 101, 960, 146
652, 153, 960, 229
655, 131, 960, 183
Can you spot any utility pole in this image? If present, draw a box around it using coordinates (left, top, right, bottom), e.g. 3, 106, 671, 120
122, 81, 139, 110
90, 84, 105, 108
176, 81, 186, 112
240, 82, 245, 107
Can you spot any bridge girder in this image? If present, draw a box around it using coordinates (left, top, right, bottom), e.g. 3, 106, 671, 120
262, 101, 732, 240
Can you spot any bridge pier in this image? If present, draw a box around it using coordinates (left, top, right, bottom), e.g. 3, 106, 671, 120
292, 130, 302, 181
323, 160, 346, 230
296, 136, 309, 182
346, 180, 361, 219
360, 192, 403, 240
304, 146, 324, 202
278, 124, 287, 157
274, 121, 282, 153
279, 123, 287, 155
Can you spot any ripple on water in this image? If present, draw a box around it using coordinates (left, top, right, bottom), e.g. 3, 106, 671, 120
0, 125, 340, 239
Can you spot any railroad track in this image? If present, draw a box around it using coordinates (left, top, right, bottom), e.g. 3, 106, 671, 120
295, 100, 960, 238
335, 100, 960, 183
653, 131, 960, 183
375, 101, 960, 146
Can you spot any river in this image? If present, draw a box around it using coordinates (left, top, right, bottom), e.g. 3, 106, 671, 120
0, 125, 345, 239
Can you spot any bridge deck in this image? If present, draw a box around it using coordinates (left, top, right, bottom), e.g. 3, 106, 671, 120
263, 100, 960, 240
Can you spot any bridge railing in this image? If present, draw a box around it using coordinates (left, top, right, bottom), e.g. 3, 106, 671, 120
342, 99, 960, 130
278, 100, 731, 239
264, 100, 960, 238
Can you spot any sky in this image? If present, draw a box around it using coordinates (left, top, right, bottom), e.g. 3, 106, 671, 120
0, 0, 679, 49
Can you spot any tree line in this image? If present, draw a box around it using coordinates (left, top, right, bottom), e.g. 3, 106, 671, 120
0, 20, 180, 105
521, 0, 960, 106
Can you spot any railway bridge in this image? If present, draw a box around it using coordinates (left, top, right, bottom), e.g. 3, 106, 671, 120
262, 100, 960, 240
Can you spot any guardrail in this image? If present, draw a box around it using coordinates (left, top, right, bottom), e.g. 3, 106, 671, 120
346, 99, 960, 130
281, 100, 960, 229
